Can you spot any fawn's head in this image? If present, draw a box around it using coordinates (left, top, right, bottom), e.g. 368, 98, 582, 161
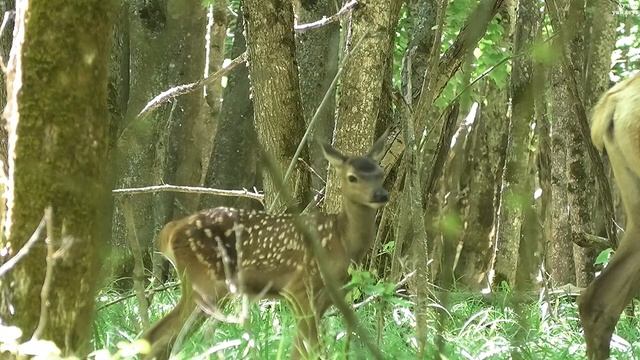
320, 134, 389, 208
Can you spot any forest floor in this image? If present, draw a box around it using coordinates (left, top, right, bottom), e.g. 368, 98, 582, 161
93, 286, 640, 359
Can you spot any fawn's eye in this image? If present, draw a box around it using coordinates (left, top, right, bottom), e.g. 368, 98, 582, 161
348, 175, 358, 183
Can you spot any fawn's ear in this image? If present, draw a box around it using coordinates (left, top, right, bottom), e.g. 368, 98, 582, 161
320, 141, 347, 167
367, 129, 389, 162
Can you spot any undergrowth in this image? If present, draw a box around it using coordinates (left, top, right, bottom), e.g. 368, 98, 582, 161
92, 286, 640, 359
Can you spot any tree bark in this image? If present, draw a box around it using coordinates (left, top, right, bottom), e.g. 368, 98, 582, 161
324, 0, 402, 213
0, 0, 113, 353
455, 80, 509, 289
113, 0, 206, 271
243, 0, 309, 211
201, 2, 259, 210
295, 0, 339, 190
575, 0, 617, 287
547, 71, 576, 285
493, 0, 540, 288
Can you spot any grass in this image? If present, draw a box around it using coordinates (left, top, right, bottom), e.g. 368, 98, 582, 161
93, 286, 640, 359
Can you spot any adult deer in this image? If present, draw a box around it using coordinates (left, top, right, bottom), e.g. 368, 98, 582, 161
141, 136, 389, 359
580, 73, 640, 359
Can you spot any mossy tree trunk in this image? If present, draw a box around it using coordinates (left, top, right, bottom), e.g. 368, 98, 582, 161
0, 0, 113, 354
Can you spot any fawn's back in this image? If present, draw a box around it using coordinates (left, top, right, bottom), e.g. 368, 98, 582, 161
159, 207, 345, 306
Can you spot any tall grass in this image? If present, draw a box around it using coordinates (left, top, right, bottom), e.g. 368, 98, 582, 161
93, 287, 640, 359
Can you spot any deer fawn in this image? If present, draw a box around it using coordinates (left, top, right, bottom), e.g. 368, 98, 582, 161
141, 136, 389, 359
580, 73, 640, 360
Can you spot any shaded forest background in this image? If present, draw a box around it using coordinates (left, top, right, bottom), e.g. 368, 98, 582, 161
0, 0, 639, 358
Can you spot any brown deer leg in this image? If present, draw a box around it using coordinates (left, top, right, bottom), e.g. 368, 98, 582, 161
579, 224, 640, 360
143, 276, 231, 359
142, 282, 203, 360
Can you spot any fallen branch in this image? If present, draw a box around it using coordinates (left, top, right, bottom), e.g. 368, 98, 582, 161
112, 184, 263, 204
137, 52, 247, 117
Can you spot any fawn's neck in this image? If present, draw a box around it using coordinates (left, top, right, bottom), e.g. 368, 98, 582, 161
336, 197, 378, 261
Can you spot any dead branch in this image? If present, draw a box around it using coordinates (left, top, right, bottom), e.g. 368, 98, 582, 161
112, 184, 263, 204
96, 282, 180, 312
0, 215, 46, 278
137, 52, 247, 117
294, 0, 358, 32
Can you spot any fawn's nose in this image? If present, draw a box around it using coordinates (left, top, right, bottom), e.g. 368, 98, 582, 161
372, 189, 389, 203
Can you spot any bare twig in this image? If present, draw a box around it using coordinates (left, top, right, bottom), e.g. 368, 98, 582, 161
96, 282, 180, 312
32, 207, 54, 340
112, 184, 263, 204
137, 52, 247, 117
0, 215, 46, 278
294, 0, 358, 32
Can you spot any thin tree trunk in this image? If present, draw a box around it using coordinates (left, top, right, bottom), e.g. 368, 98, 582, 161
547, 69, 576, 286
165, 2, 207, 216
198, 0, 228, 186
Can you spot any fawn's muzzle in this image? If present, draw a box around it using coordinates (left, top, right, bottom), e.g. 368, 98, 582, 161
372, 189, 389, 204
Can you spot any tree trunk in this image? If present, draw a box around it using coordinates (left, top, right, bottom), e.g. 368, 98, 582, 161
163, 2, 207, 216
575, 0, 617, 287
243, 0, 309, 211
324, 0, 402, 213
455, 80, 509, 289
547, 69, 576, 286
0, 0, 14, 173
493, 0, 540, 288
401, 0, 437, 104
198, 0, 228, 187
201, 2, 259, 210
113, 0, 206, 275
0, 0, 113, 353
295, 0, 339, 190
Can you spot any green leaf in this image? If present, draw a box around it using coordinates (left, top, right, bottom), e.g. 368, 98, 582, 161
594, 248, 613, 265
